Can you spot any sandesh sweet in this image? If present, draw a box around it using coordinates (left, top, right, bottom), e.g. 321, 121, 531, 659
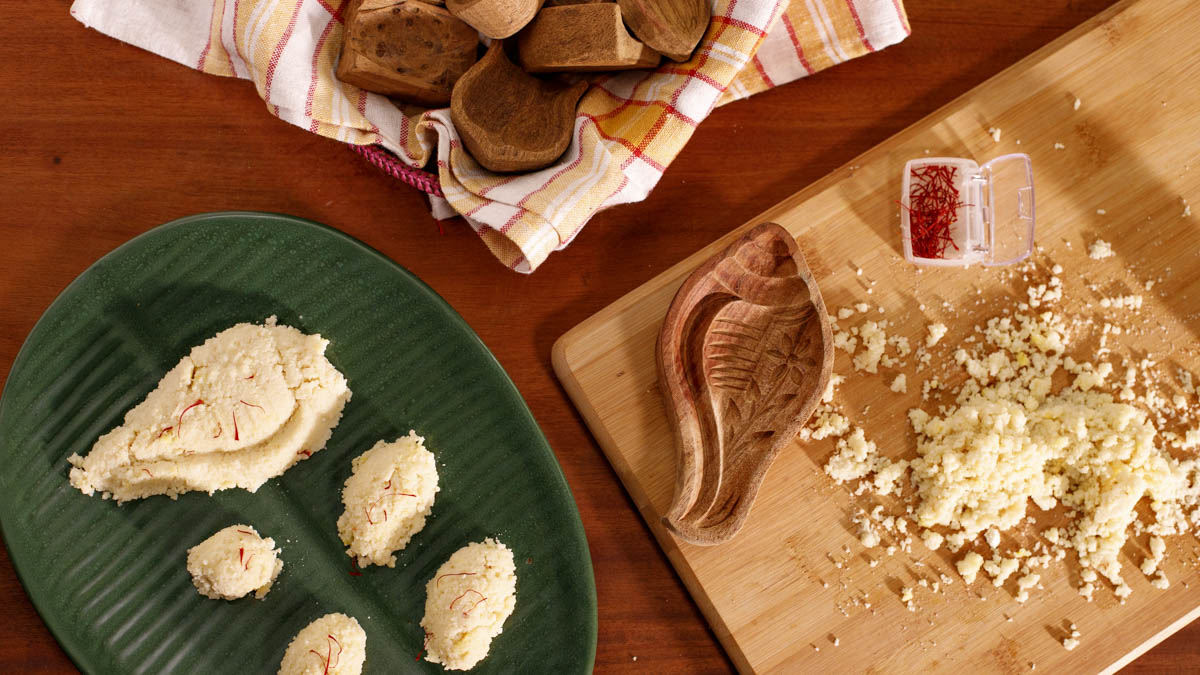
68, 317, 352, 502
278, 613, 367, 675
186, 524, 283, 601
337, 432, 440, 568
421, 538, 518, 671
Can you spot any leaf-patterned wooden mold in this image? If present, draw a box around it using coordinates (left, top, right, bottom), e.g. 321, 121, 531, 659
657, 222, 833, 545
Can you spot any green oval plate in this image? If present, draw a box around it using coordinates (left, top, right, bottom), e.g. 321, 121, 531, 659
0, 212, 596, 674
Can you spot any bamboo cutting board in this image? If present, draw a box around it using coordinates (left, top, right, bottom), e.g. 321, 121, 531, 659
553, 0, 1200, 672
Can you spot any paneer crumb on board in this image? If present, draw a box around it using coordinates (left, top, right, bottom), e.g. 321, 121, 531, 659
186, 524, 282, 600
278, 613, 367, 675
337, 431, 439, 568
421, 538, 517, 671
809, 240, 1200, 613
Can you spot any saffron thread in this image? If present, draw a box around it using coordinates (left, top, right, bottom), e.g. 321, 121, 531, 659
177, 399, 205, 435
449, 588, 486, 615
416, 630, 431, 661
436, 571, 477, 587
325, 634, 342, 674
903, 163, 965, 260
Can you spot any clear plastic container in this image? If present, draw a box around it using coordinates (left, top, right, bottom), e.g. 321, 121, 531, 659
900, 153, 1035, 267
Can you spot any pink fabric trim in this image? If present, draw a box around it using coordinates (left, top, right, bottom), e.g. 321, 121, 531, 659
348, 144, 443, 198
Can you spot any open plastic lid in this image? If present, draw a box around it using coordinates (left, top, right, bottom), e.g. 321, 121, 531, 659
979, 153, 1036, 266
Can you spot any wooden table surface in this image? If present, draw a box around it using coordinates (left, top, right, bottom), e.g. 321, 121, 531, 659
2, 1, 1197, 673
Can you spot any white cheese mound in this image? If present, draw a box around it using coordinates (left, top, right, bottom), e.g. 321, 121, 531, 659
890, 374, 907, 393
278, 613, 367, 675
337, 432, 439, 568
186, 524, 282, 600
908, 308, 1200, 592
1088, 239, 1114, 260
68, 318, 351, 502
421, 538, 517, 671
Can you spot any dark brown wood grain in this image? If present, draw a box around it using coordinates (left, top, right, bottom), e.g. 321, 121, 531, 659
4, 1, 1195, 672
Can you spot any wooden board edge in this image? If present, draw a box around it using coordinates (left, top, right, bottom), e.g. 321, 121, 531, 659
1099, 604, 1200, 675
556, 0, 1142, 374
550, 335, 757, 673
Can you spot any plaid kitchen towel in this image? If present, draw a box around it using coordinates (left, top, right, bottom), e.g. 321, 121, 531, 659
71, 0, 909, 272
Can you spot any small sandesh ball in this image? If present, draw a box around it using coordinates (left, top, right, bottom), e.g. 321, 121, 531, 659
186, 524, 283, 600
421, 538, 517, 671
278, 613, 367, 675
337, 431, 439, 568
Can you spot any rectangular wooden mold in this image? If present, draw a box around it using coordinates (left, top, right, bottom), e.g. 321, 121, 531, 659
552, 0, 1200, 671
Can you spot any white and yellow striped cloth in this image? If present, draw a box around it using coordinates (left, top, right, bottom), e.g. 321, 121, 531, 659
72, 0, 909, 272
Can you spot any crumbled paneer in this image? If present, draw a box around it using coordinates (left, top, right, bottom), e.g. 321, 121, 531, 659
871, 458, 910, 496
814, 252, 1200, 607
838, 307, 856, 320
983, 555, 1019, 587
926, 323, 947, 348
905, 305, 1200, 597
822, 374, 845, 403
989, 127, 1002, 143
853, 321, 888, 373
1141, 536, 1167, 576
1015, 572, 1040, 603
855, 302, 870, 314
1088, 239, 1115, 259
957, 552, 984, 583
1062, 625, 1081, 651
833, 329, 857, 354
921, 530, 944, 551
1098, 294, 1143, 310
1074, 97, 1082, 110
824, 428, 878, 483
806, 404, 851, 441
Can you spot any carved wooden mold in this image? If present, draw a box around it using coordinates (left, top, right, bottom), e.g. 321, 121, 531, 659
657, 223, 833, 545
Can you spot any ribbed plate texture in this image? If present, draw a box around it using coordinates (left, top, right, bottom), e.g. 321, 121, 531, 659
0, 212, 596, 674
